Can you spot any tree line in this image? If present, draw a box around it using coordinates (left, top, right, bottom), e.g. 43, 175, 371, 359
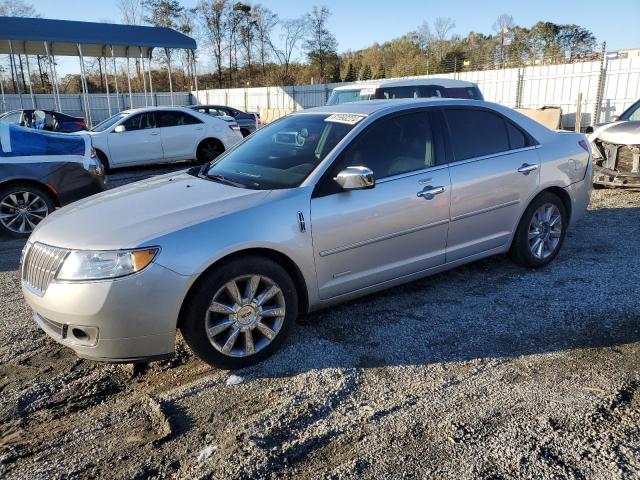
0, 0, 601, 96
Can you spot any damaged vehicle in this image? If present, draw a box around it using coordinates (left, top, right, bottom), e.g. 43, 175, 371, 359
590, 121, 640, 188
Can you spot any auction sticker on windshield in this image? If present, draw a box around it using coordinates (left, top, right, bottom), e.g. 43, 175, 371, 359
324, 113, 367, 125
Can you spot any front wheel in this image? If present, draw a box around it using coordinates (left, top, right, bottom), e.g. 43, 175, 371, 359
0, 184, 54, 238
180, 256, 298, 369
511, 192, 567, 268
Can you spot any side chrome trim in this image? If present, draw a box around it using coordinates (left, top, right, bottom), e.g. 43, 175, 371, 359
451, 199, 520, 222
319, 219, 449, 257
297, 211, 306, 233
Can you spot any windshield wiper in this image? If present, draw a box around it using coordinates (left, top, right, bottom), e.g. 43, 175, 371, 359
205, 173, 246, 188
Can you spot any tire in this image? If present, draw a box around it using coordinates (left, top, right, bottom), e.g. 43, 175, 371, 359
196, 139, 224, 163
511, 191, 568, 268
0, 184, 55, 238
95, 150, 111, 173
240, 128, 250, 138
180, 256, 298, 369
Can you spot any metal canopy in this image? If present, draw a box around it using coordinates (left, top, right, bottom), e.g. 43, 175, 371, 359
0, 16, 196, 57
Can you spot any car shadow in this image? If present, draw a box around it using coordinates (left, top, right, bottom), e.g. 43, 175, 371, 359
0, 237, 26, 273
244, 204, 640, 379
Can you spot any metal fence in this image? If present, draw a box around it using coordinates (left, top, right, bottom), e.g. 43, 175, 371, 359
0, 92, 193, 123
193, 56, 640, 130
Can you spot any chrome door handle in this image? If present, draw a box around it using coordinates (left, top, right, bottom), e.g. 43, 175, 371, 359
417, 185, 446, 199
149, 131, 160, 136
517, 163, 538, 174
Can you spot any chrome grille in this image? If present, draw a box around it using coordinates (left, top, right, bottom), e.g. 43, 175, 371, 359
22, 243, 69, 295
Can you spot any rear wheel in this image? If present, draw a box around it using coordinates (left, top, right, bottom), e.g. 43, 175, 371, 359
0, 184, 54, 238
511, 192, 567, 268
196, 139, 224, 163
180, 256, 297, 369
240, 128, 250, 137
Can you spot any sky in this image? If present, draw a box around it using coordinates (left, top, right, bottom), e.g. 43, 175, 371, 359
24, 0, 640, 74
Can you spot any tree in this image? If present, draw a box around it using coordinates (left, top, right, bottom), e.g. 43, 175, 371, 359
343, 62, 356, 82
303, 6, 338, 84
0, 0, 37, 16
116, 0, 143, 25
197, 0, 228, 87
236, 3, 255, 85
359, 64, 372, 81
558, 24, 597, 60
493, 13, 515, 66
252, 4, 278, 81
142, 0, 183, 28
374, 63, 386, 79
269, 17, 307, 84
432, 17, 456, 61
328, 60, 341, 83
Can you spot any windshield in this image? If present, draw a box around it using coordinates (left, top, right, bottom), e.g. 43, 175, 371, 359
91, 113, 126, 132
620, 100, 640, 121
205, 113, 358, 189
326, 89, 374, 105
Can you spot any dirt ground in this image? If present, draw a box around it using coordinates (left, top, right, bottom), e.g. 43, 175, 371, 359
1, 168, 639, 479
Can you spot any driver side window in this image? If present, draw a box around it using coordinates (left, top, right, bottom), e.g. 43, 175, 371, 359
122, 112, 156, 132
339, 111, 437, 179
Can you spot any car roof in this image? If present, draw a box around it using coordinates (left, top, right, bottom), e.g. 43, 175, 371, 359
332, 77, 478, 92
119, 106, 199, 115
300, 97, 485, 115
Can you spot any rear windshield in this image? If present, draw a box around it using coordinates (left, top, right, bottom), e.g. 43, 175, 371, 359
326, 89, 374, 105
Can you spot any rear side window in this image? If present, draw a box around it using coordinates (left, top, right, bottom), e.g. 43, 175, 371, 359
506, 122, 527, 150
445, 87, 484, 100
376, 85, 446, 100
444, 109, 510, 161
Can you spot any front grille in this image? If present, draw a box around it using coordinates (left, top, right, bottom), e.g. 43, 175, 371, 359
22, 243, 69, 295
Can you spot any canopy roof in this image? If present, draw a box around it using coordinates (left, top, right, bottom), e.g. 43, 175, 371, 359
0, 16, 196, 58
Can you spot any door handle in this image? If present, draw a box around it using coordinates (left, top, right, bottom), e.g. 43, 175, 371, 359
517, 163, 538, 174
195, 127, 204, 131
417, 185, 446, 199
149, 132, 160, 136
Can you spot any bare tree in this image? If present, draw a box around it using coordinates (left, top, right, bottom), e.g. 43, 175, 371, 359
303, 6, 337, 83
116, 0, 143, 25
269, 17, 307, 84
252, 4, 278, 81
237, 4, 256, 85
197, 0, 228, 88
493, 13, 515, 66
0, 0, 38, 92
432, 17, 455, 61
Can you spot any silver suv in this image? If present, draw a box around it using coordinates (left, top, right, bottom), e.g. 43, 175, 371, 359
21, 99, 592, 369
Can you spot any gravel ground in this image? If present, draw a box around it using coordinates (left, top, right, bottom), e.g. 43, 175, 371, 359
0, 169, 639, 479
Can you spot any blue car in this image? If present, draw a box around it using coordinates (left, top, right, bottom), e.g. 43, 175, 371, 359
0, 109, 87, 133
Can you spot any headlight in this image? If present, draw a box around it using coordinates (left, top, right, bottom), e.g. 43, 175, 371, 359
56, 247, 159, 281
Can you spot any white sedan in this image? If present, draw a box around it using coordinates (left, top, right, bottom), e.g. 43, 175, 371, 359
85, 107, 243, 170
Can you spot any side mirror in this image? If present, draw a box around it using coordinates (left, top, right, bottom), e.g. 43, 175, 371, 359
114, 125, 126, 133
610, 115, 619, 122
334, 166, 375, 191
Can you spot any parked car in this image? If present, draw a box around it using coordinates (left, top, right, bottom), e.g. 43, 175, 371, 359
327, 78, 484, 105
585, 99, 640, 134
0, 123, 104, 237
189, 105, 259, 137
21, 99, 591, 369
589, 120, 640, 188
85, 107, 243, 170
0, 109, 87, 133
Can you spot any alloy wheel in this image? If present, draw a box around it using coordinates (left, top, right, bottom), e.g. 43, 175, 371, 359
528, 203, 562, 259
205, 274, 286, 357
0, 191, 49, 234
201, 142, 221, 162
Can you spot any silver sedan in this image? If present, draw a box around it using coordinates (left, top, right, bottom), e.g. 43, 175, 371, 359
21, 99, 592, 369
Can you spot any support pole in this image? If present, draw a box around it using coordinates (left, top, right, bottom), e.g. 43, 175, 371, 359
110, 45, 121, 111
192, 49, 199, 104
77, 44, 93, 127
165, 48, 174, 106
147, 51, 155, 106
102, 50, 112, 116
8, 41, 23, 108
140, 47, 148, 107
125, 47, 133, 109
43, 41, 59, 111
51, 53, 62, 112
0, 68, 6, 113
23, 48, 36, 108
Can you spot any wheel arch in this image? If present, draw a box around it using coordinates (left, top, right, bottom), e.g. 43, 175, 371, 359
176, 247, 310, 329
0, 178, 60, 207
94, 148, 110, 170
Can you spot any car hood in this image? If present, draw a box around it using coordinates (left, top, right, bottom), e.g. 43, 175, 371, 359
591, 121, 640, 145
30, 171, 271, 250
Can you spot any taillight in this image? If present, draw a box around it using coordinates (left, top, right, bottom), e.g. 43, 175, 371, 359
578, 139, 590, 153
74, 120, 87, 127
229, 123, 240, 132
90, 146, 96, 158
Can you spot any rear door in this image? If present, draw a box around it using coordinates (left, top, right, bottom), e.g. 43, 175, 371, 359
311, 110, 451, 299
107, 112, 163, 166
157, 110, 204, 161
443, 107, 540, 262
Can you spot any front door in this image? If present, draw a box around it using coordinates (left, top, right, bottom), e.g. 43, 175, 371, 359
108, 112, 163, 166
311, 110, 451, 300
443, 108, 540, 262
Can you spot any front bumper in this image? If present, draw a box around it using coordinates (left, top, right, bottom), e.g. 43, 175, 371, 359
22, 262, 192, 362
593, 165, 640, 188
